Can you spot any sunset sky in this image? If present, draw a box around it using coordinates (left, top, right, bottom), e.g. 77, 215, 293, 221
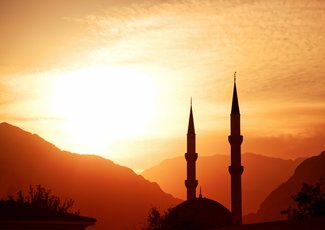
1, 0, 325, 171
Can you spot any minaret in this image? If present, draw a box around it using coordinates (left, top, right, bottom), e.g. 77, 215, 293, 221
185, 101, 198, 200
228, 73, 244, 225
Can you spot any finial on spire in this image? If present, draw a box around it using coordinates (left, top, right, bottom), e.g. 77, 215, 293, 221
190, 97, 192, 107
199, 186, 202, 198
231, 72, 240, 115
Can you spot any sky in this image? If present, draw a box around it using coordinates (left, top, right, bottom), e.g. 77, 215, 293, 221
1, 0, 325, 171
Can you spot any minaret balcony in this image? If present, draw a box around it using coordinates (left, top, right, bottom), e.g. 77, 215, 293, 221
228, 165, 244, 175
228, 135, 243, 144
185, 152, 198, 161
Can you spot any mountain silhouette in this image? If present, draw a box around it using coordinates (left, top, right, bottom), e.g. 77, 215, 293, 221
141, 153, 304, 216
0, 122, 181, 230
245, 151, 325, 223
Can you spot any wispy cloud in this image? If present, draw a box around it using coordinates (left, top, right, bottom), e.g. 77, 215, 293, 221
72, 0, 325, 91
67, 0, 325, 132
1, 0, 324, 167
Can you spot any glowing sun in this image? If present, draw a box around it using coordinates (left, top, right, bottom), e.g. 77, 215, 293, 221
51, 66, 158, 153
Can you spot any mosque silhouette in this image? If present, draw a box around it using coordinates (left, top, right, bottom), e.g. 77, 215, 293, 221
163, 74, 243, 229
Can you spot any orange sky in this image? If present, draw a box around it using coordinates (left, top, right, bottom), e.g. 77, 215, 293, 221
0, 0, 325, 170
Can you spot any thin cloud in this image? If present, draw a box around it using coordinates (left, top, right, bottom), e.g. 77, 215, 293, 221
1, 0, 324, 168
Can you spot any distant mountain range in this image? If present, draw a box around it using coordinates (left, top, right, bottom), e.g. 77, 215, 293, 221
1, 122, 324, 228
0, 122, 181, 230
245, 151, 325, 223
141, 153, 305, 215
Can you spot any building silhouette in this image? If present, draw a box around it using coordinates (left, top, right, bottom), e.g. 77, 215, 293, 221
164, 74, 244, 229
185, 101, 198, 200
0, 200, 96, 230
164, 74, 325, 230
228, 73, 244, 224
163, 101, 232, 229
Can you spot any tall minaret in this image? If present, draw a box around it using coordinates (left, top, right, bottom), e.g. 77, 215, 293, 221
185, 101, 198, 200
228, 73, 244, 225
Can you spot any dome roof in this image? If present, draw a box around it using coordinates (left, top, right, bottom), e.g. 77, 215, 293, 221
163, 197, 232, 230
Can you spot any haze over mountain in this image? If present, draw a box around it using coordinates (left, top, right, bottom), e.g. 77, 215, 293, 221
141, 153, 304, 215
245, 151, 325, 223
1, 0, 325, 170
0, 122, 181, 230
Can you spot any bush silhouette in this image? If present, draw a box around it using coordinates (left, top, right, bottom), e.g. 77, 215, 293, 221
281, 178, 325, 220
143, 207, 171, 230
7, 184, 79, 215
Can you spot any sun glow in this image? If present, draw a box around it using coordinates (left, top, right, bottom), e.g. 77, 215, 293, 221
51, 66, 158, 154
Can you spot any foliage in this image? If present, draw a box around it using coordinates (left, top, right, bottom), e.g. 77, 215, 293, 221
143, 207, 171, 230
281, 178, 325, 220
7, 184, 79, 215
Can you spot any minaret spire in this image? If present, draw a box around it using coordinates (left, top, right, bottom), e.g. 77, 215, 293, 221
228, 73, 244, 225
188, 101, 195, 134
185, 100, 198, 200
231, 73, 240, 115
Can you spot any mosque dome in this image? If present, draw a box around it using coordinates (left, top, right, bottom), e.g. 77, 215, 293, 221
163, 197, 232, 230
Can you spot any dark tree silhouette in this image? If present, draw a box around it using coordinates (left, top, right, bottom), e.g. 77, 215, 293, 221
7, 184, 79, 215
143, 207, 171, 230
281, 178, 325, 220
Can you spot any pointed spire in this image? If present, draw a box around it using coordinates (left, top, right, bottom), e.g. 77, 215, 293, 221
187, 99, 195, 134
231, 72, 240, 115
199, 186, 202, 198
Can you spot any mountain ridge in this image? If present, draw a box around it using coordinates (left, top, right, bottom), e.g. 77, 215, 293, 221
0, 122, 181, 230
245, 150, 325, 223
141, 152, 305, 215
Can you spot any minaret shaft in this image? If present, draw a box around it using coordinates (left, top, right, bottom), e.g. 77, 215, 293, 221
185, 105, 198, 200
187, 133, 195, 153
228, 77, 244, 225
